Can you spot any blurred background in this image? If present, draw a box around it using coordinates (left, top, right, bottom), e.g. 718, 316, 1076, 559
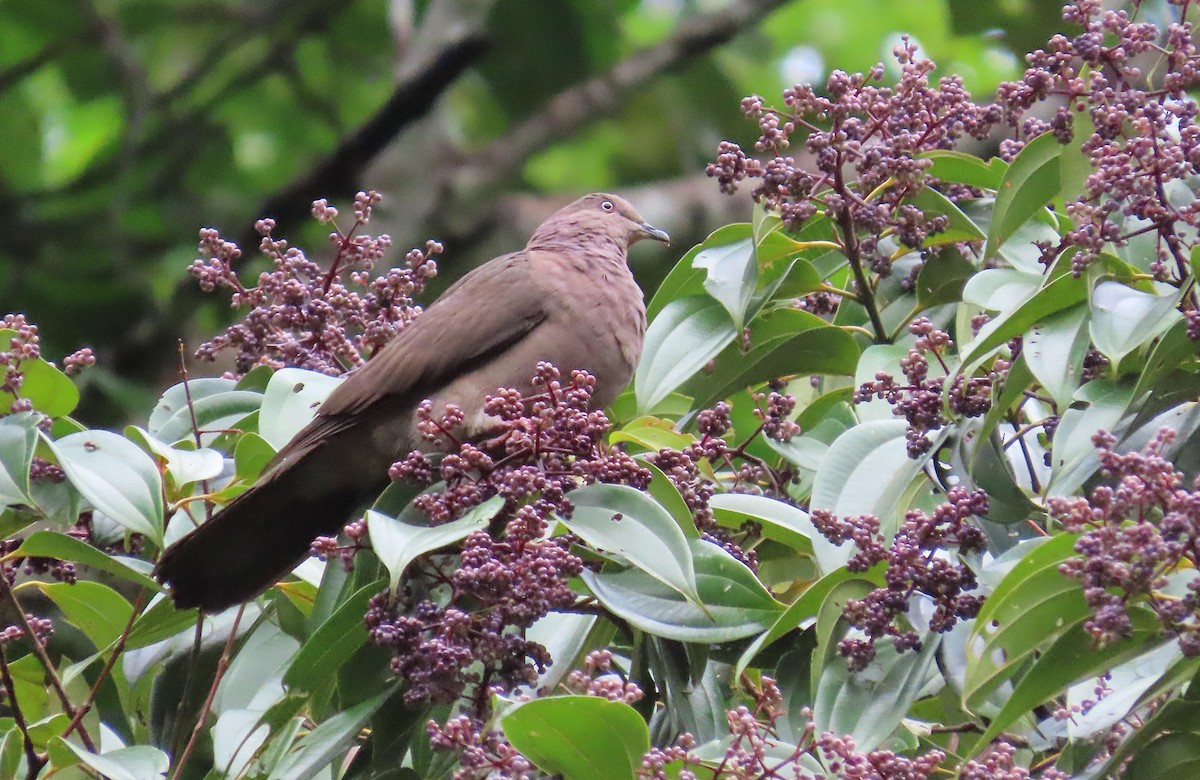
0, 0, 1080, 423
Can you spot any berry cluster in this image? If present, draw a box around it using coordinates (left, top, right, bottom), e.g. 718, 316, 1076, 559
1, 313, 94, 414
0, 615, 53, 645
364, 365, 652, 706
706, 38, 991, 260
711, 1, 1200, 328
427, 712, 533, 780
855, 317, 990, 458
812, 487, 988, 670
562, 649, 643, 704
1050, 428, 1200, 654
189, 192, 440, 376
998, 1, 1200, 281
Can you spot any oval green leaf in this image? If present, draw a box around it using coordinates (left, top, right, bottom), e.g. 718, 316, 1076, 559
564, 483, 698, 604
44, 430, 165, 547
501, 696, 649, 780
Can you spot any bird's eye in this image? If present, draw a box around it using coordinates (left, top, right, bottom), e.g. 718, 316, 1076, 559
601, 200, 614, 211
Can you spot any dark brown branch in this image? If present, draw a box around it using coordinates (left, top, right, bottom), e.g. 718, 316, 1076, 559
444, 0, 790, 205
110, 30, 487, 377
0, 581, 98, 751
241, 32, 488, 247
0, 44, 59, 96
0, 643, 42, 779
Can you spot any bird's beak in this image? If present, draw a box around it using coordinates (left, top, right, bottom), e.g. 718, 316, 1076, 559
638, 222, 671, 245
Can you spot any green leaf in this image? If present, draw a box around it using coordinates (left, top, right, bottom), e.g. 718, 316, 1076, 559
693, 237, 757, 331
735, 566, 878, 680
983, 132, 1062, 261
1124, 732, 1200, 779
267, 685, 398, 780
501, 696, 649, 780
811, 421, 937, 574
910, 186, 985, 247
610, 416, 695, 454
258, 368, 344, 451
283, 580, 384, 691
149, 378, 263, 445
915, 248, 976, 309
6, 356, 79, 418
215, 622, 299, 714
582, 539, 783, 643
1089, 280, 1181, 364
49, 740, 169, 780
32, 580, 131, 650
635, 296, 737, 414
813, 634, 941, 753
367, 495, 504, 592
964, 533, 1085, 710
681, 309, 860, 413
642, 460, 700, 539
1058, 93, 1096, 203
43, 430, 165, 547
921, 150, 1007, 190
235, 432, 276, 481
960, 272, 1089, 369
961, 268, 1042, 312
0, 412, 39, 505
647, 225, 752, 322
1047, 379, 1135, 497
125, 595, 199, 649
125, 426, 224, 487
1023, 303, 1090, 408
708, 493, 815, 555
564, 483, 698, 604
4, 530, 160, 591
974, 607, 1166, 746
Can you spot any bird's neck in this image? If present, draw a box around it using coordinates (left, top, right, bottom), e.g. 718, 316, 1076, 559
527, 236, 630, 269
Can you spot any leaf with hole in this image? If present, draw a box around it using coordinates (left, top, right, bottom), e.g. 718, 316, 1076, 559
44, 430, 165, 547
258, 368, 344, 451
564, 483, 698, 604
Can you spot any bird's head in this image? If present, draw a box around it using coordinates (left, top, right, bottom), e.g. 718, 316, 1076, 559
530, 192, 670, 250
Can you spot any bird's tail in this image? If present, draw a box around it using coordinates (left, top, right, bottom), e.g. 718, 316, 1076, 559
155, 430, 389, 612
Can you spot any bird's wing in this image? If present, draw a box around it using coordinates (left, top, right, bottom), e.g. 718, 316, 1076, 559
271, 251, 546, 461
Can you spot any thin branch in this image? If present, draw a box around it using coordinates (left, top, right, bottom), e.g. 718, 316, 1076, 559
0, 581, 98, 751
171, 603, 207, 758
0, 642, 43, 779
445, 0, 791, 204
171, 604, 246, 780
62, 591, 147, 742
241, 31, 489, 248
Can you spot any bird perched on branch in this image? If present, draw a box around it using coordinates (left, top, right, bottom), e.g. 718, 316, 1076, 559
156, 193, 669, 611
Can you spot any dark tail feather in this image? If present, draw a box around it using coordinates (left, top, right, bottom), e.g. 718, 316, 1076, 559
156, 436, 388, 612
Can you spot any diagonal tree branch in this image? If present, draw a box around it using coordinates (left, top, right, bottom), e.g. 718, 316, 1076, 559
111, 31, 488, 376
240, 31, 489, 248
440, 0, 789, 212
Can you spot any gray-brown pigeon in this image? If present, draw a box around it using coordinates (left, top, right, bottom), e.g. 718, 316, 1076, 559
155, 193, 668, 611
